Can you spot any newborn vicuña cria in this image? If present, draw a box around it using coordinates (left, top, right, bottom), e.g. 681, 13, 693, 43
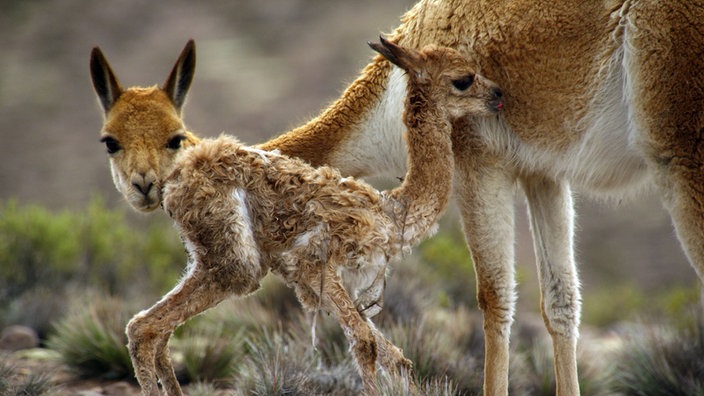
126, 37, 502, 395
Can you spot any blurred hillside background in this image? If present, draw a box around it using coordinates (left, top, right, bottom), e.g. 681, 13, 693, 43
3, 1, 704, 393
1, 0, 695, 318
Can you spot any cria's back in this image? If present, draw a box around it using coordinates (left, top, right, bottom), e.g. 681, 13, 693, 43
163, 136, 395, 262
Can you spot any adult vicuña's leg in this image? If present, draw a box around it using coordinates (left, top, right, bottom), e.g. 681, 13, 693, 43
625, 0, 704, 285
454, 148, 516, 395
127, 269, 231, 396
522, 176, 581, 395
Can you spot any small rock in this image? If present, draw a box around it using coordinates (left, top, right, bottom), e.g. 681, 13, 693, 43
0, 325, 39, 351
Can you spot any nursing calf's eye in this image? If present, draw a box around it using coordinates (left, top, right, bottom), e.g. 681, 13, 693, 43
452, 75, 475, 91
166, 135, 186, 150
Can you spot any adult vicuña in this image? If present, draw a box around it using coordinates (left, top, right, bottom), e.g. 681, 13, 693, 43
118, 38, 502, 395
91, 1, 704, 394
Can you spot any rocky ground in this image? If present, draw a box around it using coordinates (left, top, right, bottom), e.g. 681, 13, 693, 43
5, 349, 137, 396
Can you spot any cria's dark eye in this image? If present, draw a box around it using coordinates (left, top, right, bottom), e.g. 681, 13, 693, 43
452, 75, 475, 91
100, 136, 121, 154
166, 135, 186, 150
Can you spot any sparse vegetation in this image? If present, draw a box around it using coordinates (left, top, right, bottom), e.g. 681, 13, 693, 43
0, 357, 55, 396
183, 381, 223, 396
2, 199, 704, 393
582, 282, 700, 328
0, 198, 185, 313
417, 224, 477, 309
46, 294, 133, 379
236, 329, 321, 395
178, 323, 247, 386
0, 201, 80, 302
612, 311, 704, 395
379, 307, 485, 395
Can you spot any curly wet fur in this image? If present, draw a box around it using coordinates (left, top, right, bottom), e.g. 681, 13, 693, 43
115, 40, 501, 396
89, 2, 704, 393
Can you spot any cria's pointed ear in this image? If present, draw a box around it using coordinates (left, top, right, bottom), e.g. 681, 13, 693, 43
368, 36, 422, 76
90, 46, 123, 114
162, 39, 196, 114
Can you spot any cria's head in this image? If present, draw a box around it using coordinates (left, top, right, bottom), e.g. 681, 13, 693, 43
90, 40, 200, 212
369, 36, 503, 118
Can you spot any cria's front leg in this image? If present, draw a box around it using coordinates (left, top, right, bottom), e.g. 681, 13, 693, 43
368, 320, 414, 390
126, 270, 231, 396
323, 277, 379, 395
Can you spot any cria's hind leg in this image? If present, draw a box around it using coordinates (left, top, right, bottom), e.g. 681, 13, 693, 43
322, 276, 379, 395
153, 334, 178, 395
126, 270, 230, 396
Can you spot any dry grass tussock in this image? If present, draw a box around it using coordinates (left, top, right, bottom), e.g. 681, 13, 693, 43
1, 200, 702, 394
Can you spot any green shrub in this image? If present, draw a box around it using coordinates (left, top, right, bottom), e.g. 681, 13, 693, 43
0, 201, 80, 301
46, 294, 133, 379
612, 314, 704, 395
509, 340, 556, 396
75, 198, 138, 293
417, 225, 477, 308
184, 297, 278, 339
237, 329, 320, 395
300, 311, 348, 368
176, 324, 247, 386
75, 197, 185, 296
583, 283, 700, 328
11, 371, 54, 396
140, 220, 187, 294
385, 308, 484, 395
304, 361, 361, 395
0, 197, 185, 304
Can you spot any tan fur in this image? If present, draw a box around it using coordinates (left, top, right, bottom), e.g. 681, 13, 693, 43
92, 2, 704, 394
261, 3, 704, 395
90, 41, 200, 212
110, 41, 501, 395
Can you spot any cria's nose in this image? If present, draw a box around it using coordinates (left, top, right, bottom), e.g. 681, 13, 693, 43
492, 87, 503, 99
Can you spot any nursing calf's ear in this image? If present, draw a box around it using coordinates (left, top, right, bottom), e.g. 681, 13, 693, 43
368, 36, 423, 77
